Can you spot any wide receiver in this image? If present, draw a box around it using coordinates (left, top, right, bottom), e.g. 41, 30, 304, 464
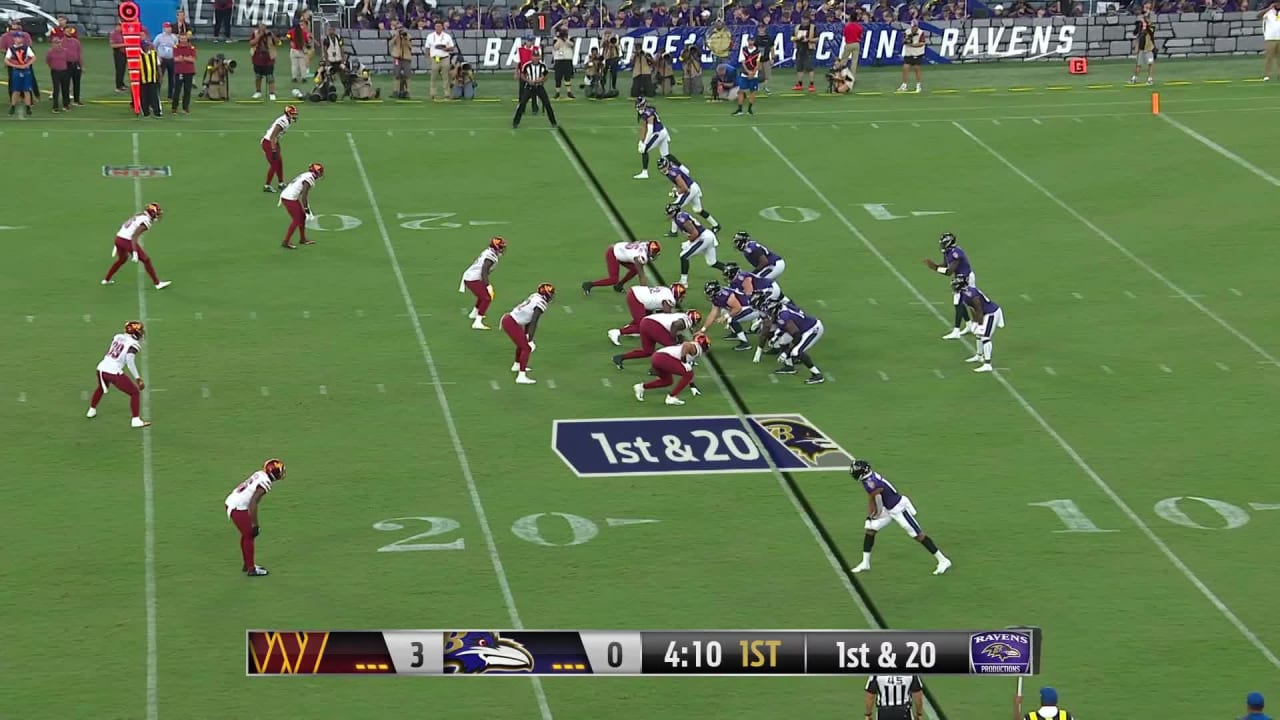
613, 309, 701, 369
501, 283, 555, 385
86, 321, 152, 428
224, 458, 287, 577
634, 333, 709, 406
582, 240, 661, 295
101, 203, 172, 290
261, 104, 298, 193
608, 282, 685, 346
459, 236, 506, 330
279, 162, 323, 249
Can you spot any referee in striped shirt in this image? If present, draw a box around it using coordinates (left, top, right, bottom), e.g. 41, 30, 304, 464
865, 675, 924, 720
513, 48, 555, 129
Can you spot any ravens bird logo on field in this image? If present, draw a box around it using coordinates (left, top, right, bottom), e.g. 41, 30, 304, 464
758, 418, 840, 464
443, 632, 534, 674
981, 643, 1023, 662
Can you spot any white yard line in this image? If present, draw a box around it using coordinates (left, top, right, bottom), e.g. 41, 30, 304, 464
346, 133, 553, 720
955, 121, 1280, 368
552, 129, 938, 720
1159, 113, 1280, 187
132, 133, 160, 720
755, 125, 1280, 671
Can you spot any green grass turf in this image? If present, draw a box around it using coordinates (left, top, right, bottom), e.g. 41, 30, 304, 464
3, 39, 1280, 720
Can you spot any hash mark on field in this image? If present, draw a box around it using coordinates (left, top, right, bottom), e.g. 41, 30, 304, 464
319, 385, 328, 395
1071, 292, 1083, 300
17, 392, 26, 403
1124, 291, 1137, 299
878, 370, 889, 381
815, 299, 828, 307
1171, 293, 1205, 299
387, 130, 394, 137
201, 385, 210, 398
304, 131, 311, 137
1249, 502, 1280, 511
605, 517, 661, 527
871, 123, 880, 129
563, 305, 574, 314
589, 127, 598, 134
768, 373, 779, 384
933, 369, 945, 379
1044, 366, 1057, 376
42, 131, 48, 138
830, 124, 839, 130
601, 378, 612, 388
248, 311, 258, 320
1020, 294, 1033, 302
1158, 364, 1173, 374
302, 310, 311, 319
397, 312, 432, 318
81, 390, 89, 401
194, 312, 203, 320
546, 378, 557, 389
1032, 118, 1043, 125
1230, 288, 1243, 296
25, 315, 34, 323
1216, 362, 1230, 372
613, 305, 623, 313
469, 130, 476, 136
376, 383, 386, 393
1101, 365, 1114, 375
259, 386, 270, 396
711, 127, 719, 132
911, 122, 920, 128
1073, 117, 1083, 123
790, 125, 799, 130
866, 298, 879, 306
489, 380, 501, 390
83, 314, 92, 323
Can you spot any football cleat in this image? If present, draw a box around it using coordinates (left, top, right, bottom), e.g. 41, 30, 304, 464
664, 395, 685, 406
490, 236, 507, 254
516, 372, 537, 385
607, 328, 622, 346
941, 328, 963, 340
263, 458, 286, 480
732, 231, 751, 251
804, 374, 826, 385
581, 281, 593, 296
154, 281, 172, 290
124, 320, 146, 340
964, 354, 983, 363
633, 383, 645, 401
247, 565, 270, 576
612, 354, 625, 370
974, 363, 993, 373
284, 104, 298, 120
647, 240, 662, 258
101, 280, 115, 285
537, 283, 556, 301
612, 282, 625, 293
670, 283, 687, 302
934, 557, 953, 575
773, 366, 797, 375
850, 562, 871, 574
732, 341, 751, 351
86, 407, 98, 418
131, 417, 151, 428
144, 202, 163, 220
308, 162, 324, 179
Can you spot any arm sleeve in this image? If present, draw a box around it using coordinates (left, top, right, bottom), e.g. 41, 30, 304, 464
864, 676, 876, 692
909, 675, 922, 692
126, 351, 141, 379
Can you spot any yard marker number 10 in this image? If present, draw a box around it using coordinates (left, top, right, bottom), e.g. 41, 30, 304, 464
247, 629, 1041, 676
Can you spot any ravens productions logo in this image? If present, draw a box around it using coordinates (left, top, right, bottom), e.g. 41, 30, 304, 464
758, 418, 840, 465
443, 632, 534, 674
980, 642, 1023, 662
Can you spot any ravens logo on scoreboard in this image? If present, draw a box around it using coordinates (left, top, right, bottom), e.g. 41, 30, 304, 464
443, 632, 535, 674
980, 643, 1023, 662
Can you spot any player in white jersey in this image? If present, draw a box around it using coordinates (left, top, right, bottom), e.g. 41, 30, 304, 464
225, 458, 287, 576
634, 333, 709, 406
609, 282, 686, 345
458, 236, 507, 330
260, 104, 298, 193
613, 309, 702, 369
582, 240, 663, 295
86, 321, 151, 428
102, 203, 172, 290
500, 283, 555, 384
279, 162, 324, 249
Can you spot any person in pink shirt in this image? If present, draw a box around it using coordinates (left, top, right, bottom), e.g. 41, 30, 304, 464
63, 26, 84, 105
45, 34, 70, 112
109, 23, 127, 91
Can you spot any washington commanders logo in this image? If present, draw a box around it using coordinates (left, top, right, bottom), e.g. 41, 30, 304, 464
753, 415, 853, 470
248, 631, 331, 674
102, 165, 173, 179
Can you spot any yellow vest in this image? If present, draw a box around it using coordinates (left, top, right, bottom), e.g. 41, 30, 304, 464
1026, 712, 1068, 720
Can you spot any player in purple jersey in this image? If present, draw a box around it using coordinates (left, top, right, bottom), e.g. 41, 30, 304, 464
765, 299, 825, 384
659, 155, 721, 239
732, 232, 786, 280
722, 262, 787, 305
668, 208, 726, 285
953, 275, 1004, 373
699, 281, 757, 351
633, 97, 672, 180
923, 232, 977, 340
849, 459, 952, 576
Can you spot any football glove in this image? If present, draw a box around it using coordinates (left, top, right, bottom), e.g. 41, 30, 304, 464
252, 525, 261, 538
487, 285, 495, 299
637, 141, 646, 153
690, 385, 702, 397
529, 342, 536, 352
131, 253, 140, 264
136, 378, 146, 390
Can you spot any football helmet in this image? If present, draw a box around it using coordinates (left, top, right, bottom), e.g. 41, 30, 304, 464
656, 156, 670, 173
721, 262, 741, 281
670, 282, 687, 301
284, 105, 299, 120
490, 236, 507, 254
849, 459, 873, 480
703, 281, 722, 299
647, 240, 662, 258
732, 231, 752, 251
144, 203, 163, 220
685, 309, 703, 327
263, 458, 287, 480
665, 202, 682, 217
308, 162, 325, 179
537, 283, 556, 301
124, 321, 145, 340
950, 275, 969, 292
939, 232, 957, 250
693, 333, 710, 351
748, 289, 772, 310
634, 97, 647, 111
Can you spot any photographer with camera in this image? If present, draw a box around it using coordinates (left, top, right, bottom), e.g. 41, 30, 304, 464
680, 44, 702, 95
424, 20, 456, 101
1262, 0, 1280, 80
388, 19, 413, 98
320, 24, 351, 99
630, 48, 653, 98
249, 23, 279, 101
199, 52, 235, 100
601, 29, 621, 94
171, 33, 196, 113
450, 54, 475, 99
551, 22, 575, 99
584, 47, 606, 98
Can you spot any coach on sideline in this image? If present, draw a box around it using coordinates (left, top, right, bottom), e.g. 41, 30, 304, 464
513, 48, 555, 129
1242, 692, 1271, 720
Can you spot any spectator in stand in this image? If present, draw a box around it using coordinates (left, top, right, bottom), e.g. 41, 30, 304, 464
839, 12, 863, 88
249, 23, 279, 100
63, 26, 83, 106
110, 22, 128, 91
872, 0, 893, 21
46, 34, 71, 113
5, 32, 34, 116
171, 33, 196, 114
212, 0, 233, 43
652, 2, 673, 26
424, 20, 456, 101
154, 22, 178, 101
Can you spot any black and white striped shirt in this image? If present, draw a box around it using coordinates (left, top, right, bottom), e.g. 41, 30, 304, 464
865, 675, 922, 709
521, 61, 548, 84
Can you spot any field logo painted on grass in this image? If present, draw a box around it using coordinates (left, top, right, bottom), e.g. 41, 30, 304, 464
552, 414, 852, 477
102, 165, 172, 179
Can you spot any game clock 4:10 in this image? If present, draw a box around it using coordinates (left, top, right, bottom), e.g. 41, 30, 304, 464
640, 632, 807, 674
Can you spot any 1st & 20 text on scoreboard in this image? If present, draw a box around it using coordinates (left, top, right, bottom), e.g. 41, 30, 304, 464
247, 629, 1041, 676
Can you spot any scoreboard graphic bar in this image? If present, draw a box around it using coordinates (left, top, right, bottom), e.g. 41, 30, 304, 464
247, 629, 1041, 676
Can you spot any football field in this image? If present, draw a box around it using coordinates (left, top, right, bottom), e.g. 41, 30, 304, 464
4, 47, 1280, 719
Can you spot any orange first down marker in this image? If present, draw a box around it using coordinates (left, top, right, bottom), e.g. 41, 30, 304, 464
1151, 92, 1160, 115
